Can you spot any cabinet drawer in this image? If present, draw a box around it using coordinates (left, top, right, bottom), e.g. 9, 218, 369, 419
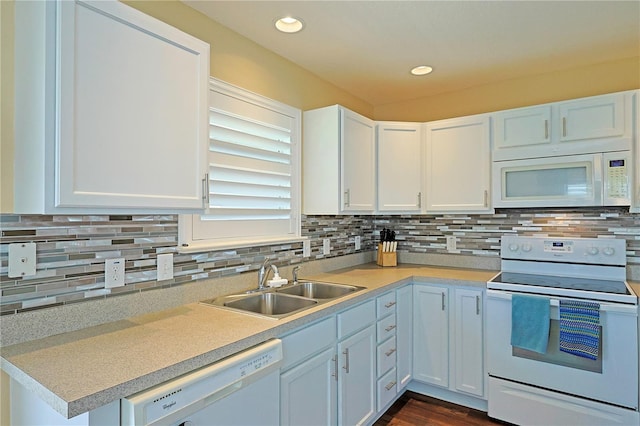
281, 317, 336, 370
377, 292, 397, 319
377, 314, 397, 343
377, 336, 397, 377
338, 300, 376, 339
377, 368, 398, 411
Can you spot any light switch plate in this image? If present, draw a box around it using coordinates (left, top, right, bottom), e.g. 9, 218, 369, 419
105, 258, 125, 288
157, 253, 174, 281
355, 236, 361, 251
8, 243, 37, 278
302, 239, 311, 258
323, 238, 331, 255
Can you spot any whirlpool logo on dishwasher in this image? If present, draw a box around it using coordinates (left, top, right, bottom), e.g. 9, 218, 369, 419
162, 400, 177, 411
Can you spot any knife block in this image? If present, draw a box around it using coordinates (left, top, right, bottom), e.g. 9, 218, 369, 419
376, 243, 397, 267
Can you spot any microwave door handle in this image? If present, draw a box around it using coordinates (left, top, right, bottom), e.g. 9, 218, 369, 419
594, 154, 603, 204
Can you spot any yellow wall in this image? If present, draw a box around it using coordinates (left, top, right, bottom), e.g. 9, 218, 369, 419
374, 56, 640, 122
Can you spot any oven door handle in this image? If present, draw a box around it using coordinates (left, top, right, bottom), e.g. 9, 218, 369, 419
486, 289, 638, 315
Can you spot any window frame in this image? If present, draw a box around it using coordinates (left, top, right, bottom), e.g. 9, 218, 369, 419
178, 78, 303, 253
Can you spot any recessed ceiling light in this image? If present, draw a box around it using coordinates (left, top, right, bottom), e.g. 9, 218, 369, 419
411, 65, 433, 76
275, 16, 304, 33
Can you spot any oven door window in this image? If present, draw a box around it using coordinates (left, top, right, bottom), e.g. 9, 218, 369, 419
513, 319, 602, 373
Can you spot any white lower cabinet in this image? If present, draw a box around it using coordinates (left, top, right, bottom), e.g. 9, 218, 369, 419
413, 284, 485, 399
396, 284, 413, 389
280, 301, 376, 426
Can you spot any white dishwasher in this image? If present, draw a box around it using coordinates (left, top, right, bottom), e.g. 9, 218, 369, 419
121, 339, 282, 426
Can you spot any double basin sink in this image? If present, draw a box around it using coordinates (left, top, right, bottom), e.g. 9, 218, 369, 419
203, 281, 366, 319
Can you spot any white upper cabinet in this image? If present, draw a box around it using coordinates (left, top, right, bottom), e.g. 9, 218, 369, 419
303, 105, 376, 214
424, 114, 492, 213
493, 91, 635, 161
13, 0, 210, 213
376, 122, 423, 213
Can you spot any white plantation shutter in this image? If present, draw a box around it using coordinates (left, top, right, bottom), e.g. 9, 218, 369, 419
178, 79, 301, 251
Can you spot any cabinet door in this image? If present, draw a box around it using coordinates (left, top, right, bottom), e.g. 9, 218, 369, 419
56, 1, 209, 209
338, 325, 376, 426
453, 288, 484, 397
493, 106, 552, 156
341, 108, 376, 212
413, 285, 449, 388
377, 123, 423, 212
396, 285, 413, 389
281, 347, 337, 426
558, 93, 625, 142
425, 115, 491, 212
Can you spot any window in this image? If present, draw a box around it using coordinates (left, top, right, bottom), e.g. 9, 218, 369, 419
178, 79, 301, 252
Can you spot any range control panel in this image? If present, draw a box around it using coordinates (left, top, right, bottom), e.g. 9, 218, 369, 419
501, 235, 626, 266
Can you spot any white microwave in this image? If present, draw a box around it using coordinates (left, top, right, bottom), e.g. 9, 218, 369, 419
492, 151, 631, 208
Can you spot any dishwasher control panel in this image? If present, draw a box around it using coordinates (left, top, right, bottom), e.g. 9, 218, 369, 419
121, 339, 283, 426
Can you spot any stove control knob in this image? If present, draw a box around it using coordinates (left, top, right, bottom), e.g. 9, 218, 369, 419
508, 243, 519, 252
521, 243, 532, 252
587, 246, 599, 255
603, 247, 615, 256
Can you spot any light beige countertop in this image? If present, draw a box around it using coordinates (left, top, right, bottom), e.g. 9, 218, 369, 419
2, 263, 637, 419
1, 263, 494, 419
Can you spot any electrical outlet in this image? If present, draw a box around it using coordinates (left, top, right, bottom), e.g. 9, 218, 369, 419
105, 258, 125, 288
157, 253, 174, 281
446, 236, 457, 251
355, 236, 361, 250
323, 238, 331, 255
302, 239, 311, 258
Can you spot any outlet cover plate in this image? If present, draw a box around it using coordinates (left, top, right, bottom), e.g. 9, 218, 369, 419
355, 236, 361, 250
157, 253, 174, 281
302, 240, 311, 258
105, 258, 125, 288
8, 243, 37, 278
323, 238, 330, 255
446, 236, 457, 251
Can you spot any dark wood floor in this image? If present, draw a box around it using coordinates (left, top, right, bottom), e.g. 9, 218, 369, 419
374, 391, 510, 426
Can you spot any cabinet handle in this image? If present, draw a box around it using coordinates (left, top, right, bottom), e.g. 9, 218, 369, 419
332, 356, 338, 381
476, 295, 480, 315
385, 348, 397, 357
385, 381, 397, 391
344, 189, 350, 208
544, 119, 549, 139
441, 292, 446, 311
384, 301, 396, 308
202, 173, 210, 206
562, 117, 567, 137
385, 324, 397, 332
417, 192, 422, 208
483, 190, 488, 207
343, 348, 350, 373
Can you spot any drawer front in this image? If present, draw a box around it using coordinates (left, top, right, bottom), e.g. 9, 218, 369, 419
377, 291, 397, 319
338, 300, 376, 339
377, 336, 397, 377
281, 316, 336, 370
376, 314, 397, 343
377, 368, 398, 411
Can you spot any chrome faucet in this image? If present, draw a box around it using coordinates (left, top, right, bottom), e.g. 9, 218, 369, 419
256, 258, 274, 291
292, 266, 300, 285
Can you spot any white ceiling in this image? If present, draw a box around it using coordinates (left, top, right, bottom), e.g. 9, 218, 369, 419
183, 1, 640, 106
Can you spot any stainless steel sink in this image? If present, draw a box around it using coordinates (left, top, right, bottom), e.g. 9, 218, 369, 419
276, 281, 362, 299
202, 281, 365, 319
203, 292, 317, 319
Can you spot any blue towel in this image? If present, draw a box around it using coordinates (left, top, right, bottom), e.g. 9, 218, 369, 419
511, 294, 550, 353
559, 300, 600, 360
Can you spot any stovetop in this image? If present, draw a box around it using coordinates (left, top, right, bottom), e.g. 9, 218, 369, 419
491, 272, 630, 295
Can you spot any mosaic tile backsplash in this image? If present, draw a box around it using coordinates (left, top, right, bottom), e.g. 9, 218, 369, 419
1, 208, 639, 315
